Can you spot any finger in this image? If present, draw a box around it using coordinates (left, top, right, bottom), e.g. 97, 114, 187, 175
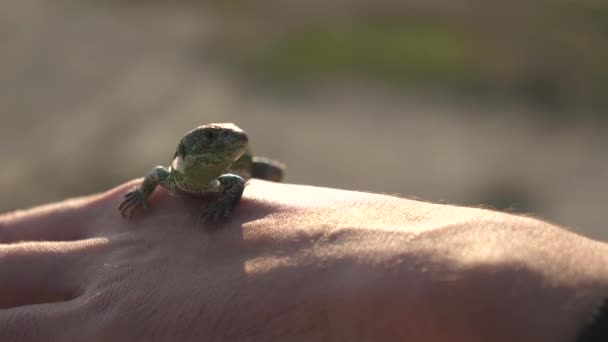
0, 238, 109, 309
0, 180, 140, 243
0, 299, 87, 342
0, 198, 96, 243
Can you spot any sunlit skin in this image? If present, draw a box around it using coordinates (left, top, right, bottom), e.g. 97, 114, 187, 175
118, 123, 284, 223
1, 180, 607, 341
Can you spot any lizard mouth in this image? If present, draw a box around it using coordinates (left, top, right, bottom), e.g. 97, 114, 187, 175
226, 132, 248, 154
171, 155, 185, 173
232, 131, 248, 145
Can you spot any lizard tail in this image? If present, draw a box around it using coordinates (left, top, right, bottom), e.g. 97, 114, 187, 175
252, 156, 286, 182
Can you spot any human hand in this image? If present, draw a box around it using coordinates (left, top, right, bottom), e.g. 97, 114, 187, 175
1, 180, 607, 341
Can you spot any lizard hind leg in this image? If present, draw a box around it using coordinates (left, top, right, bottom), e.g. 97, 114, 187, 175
199, 173, 246, 224
251, 156, 285, 182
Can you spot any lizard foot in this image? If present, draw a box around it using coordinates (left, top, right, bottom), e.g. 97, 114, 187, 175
198, 173, 245, 225
119, 189, 147, 219
198, 201, 234, 224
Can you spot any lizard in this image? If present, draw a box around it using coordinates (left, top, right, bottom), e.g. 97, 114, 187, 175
118, 123, 285, 223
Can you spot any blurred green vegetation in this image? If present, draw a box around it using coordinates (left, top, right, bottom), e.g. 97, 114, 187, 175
251, 24, 478, 85
199, 0, 608, 114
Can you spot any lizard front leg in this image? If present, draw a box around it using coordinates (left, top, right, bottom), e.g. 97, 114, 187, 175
119, 166, 171, 218
199, 173, 246, 224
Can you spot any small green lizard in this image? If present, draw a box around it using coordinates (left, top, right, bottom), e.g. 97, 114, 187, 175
119, 123, 285, 223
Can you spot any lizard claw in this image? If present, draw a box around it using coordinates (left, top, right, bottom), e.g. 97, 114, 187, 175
119, 189, 146, 219
198, 174, 245, 225
198, 201, 233, 225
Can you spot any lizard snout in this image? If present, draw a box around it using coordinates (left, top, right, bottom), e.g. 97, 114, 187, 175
231, 131, 248, 145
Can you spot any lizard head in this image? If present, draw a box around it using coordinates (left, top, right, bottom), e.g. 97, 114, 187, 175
171, 123, 248, 181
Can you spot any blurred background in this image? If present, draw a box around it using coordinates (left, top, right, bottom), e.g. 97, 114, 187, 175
1, 0, 606, 240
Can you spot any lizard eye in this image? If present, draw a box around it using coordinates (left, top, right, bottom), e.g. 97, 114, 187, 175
204, 131, 215, 140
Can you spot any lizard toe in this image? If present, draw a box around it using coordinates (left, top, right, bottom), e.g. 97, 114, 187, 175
198, 202, 232, 225
197, 210, 212, 225
118, 189, 146, 219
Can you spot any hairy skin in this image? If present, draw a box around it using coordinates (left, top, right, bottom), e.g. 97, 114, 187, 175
0, 180, 607, 341
118, 123, 284, 223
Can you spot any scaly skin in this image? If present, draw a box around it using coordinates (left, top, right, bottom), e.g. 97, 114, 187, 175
229, 149, 286, 182
118, 123, 285, 223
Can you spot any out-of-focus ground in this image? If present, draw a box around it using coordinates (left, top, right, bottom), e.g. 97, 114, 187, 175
1, 0, 606, 240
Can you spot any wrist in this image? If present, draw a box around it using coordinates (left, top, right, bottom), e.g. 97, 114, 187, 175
323, 217, 608, 342
577, 297, 608, 341
429, 220, 608, 342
